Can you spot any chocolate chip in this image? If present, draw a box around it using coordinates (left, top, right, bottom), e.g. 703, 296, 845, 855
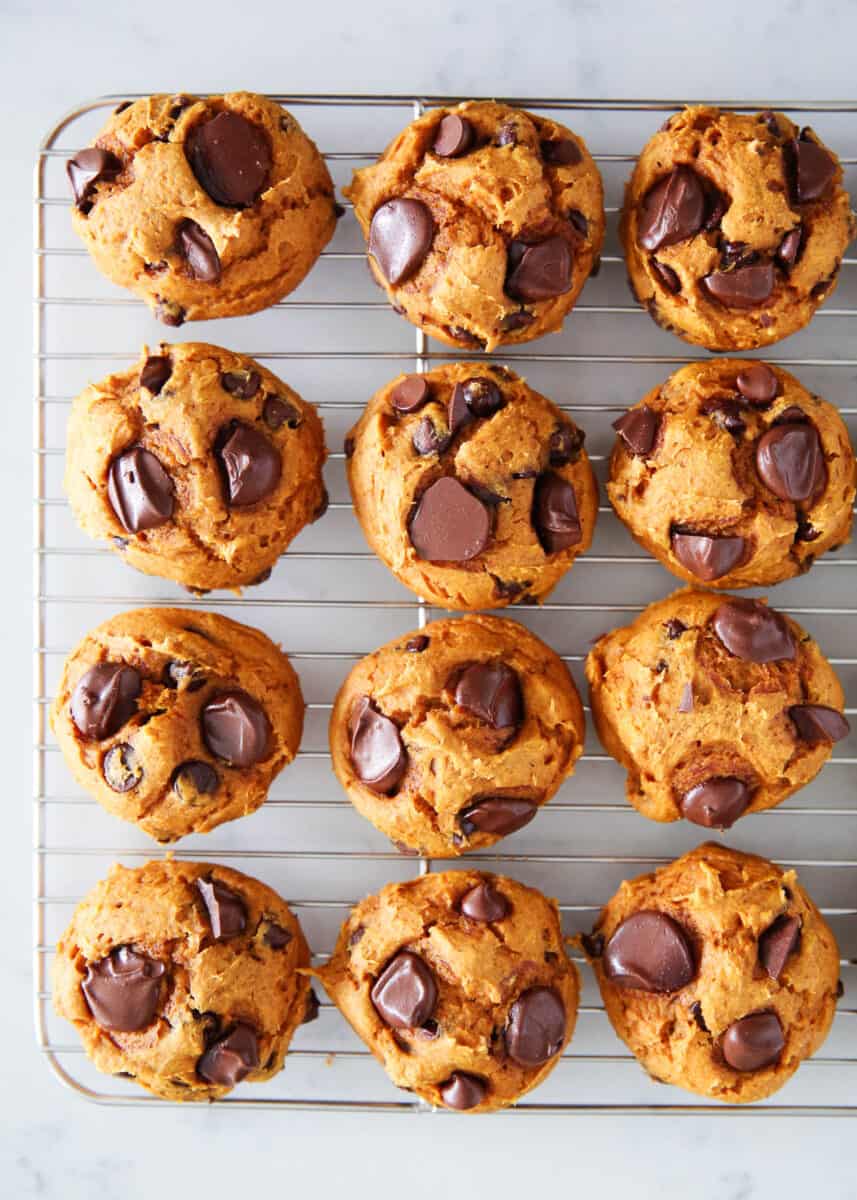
532, 472, 581, 553
368, 198, 434, 285
541, 137, 581, 165
108, 447, 175, 533
371, 951, 437, 1029
197, 878, 247, 940
217, 422, 281, 506
581, 932, 604, 959
433, 114, 474, 158
187, 111, 272, 207
409, 478, 491, 562
736, 362, 779, 406
140, 356, 172, 395
789, 704, 850, 744
722, 1012, 784, 1072
454, 663, 522, 729
103, 743, 143, 792
412, 416, 450, 456
756, 422, 825, 502
678, 682, 694, 713
258, 921, 291, 950
788, 136, 836, 203
405, 635, 429, 653
459, 797, 537, 837
760, 110, 782, 138
720, 240, 759, 270
567, 209, 588, 237
458, 377, 504, 422
701, 396, 747, 436
177, 219, 221, 282
155, 298, 185, 326
67, 147, 121, 210
671, 530, 747, 581
172, 761, 219, 803
506, 236, 572, 302
71, 663, 141, 740
500, 310, 535, 332
302, 990, 320, 1024
777, 227, 804, 270
460, 880, 510, 922
680, 778, 751, 829
712, 599, 796, 662
197, 1023, 259, 1086
603, 911, 695, 992
665, 618, 687, 640
82, 947, 165, 1032
638, 167, 706, 251
505, 987, 565, 1066
221, 369, 261, 399
704, 190, 728, 231
438, 1071, 487, 1110
201, 690, 272, 766
702, 263, 775, 308
549, 423, 584, 466
492, 576, 530, 600
344, 435, 355, 459
613, 406, 660, 456
690, 1001, 709, 1032
350, 696, 407, 794
650, 258, 681, 293
263, 397, 300, 430
391, 376, 429, 413
759, 915, 801, 980
349, 925, 365, 947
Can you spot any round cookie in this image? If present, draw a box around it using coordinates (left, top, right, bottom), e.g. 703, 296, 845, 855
608, 360, 856, 588
317, 871, 578, 1112
585, 589, 849, 828
620, 106, 856, 350
330, 614, 585, 856
67, 92, 336, 323
50, 608, 304, 842
346, 364, 598, 610
345, 101, 605, 351
585, 843, 841, 1103
65, 343, 327, 592
52, 860, 313, 1101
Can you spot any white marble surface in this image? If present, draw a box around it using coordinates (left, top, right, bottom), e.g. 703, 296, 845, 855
4, 1, 857, 1195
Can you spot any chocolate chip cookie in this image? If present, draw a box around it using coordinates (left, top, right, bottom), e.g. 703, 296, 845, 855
621, 106, 856, 350
67, 92, 336, 323
608, 360, 856, 588
317, 871, 578, 1111
585, 843, 841, 1103
50, 608, 304, 842
329, 614, 585, 855
585, 589, 849, 828
346, 364, 598, 610
346, 101, 605, 351
65, 343, 327, 592
53, 860, 313, 1100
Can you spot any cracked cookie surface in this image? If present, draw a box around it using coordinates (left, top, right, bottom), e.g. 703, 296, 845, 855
621, 106, 856, 350
50, 608, 304, 841
585, 589, 849, 827
585, 843, 841, 1103
330, 614, 585, 855
65, 342, 327, 592
317, 870, 578, 1112
608, 359, 856, 588
67, 92, 336, 323
53, 860, 311, 1100
346, 363, 598, 610
346, 101, 605, 351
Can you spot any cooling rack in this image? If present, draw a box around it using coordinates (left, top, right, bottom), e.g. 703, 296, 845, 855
33, 95, 857, 1115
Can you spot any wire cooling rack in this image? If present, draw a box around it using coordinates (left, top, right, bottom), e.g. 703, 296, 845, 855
33, 95, 857, 1115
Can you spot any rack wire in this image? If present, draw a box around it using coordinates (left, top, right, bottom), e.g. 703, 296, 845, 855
34, 95, 857, 1115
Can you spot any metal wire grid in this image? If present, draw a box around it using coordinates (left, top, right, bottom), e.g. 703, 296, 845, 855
33, 95, 857, 1115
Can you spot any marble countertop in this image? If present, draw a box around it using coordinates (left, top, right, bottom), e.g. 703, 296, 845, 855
4, 1, 856, 1196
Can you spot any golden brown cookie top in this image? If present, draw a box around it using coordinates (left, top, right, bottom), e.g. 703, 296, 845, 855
621, 106, 856, 350
68, 92, 337, 322
330, 614, 585, 856
317, 870, 579, 1112
608, 359, 856, 588
52, 860, 311, 1101
586, 589, 849, 826
586, 843, 841, 1103
346, 363, 598, 610
64, 342, 327, 592
50, 607, 304, 842
346, 101, 605, 351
